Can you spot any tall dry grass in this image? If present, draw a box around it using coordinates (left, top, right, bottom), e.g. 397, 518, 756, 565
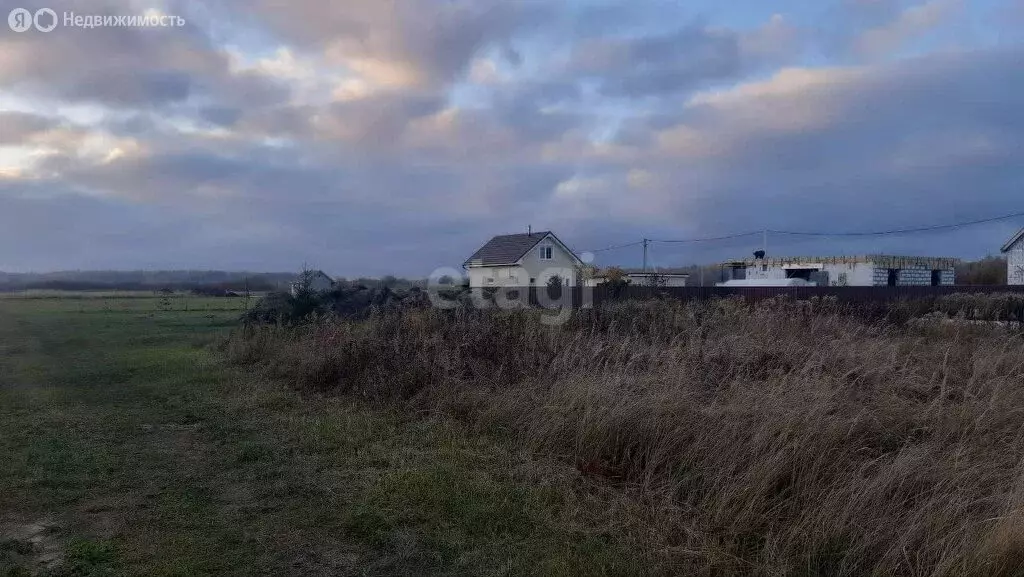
225, 298, 1024, 576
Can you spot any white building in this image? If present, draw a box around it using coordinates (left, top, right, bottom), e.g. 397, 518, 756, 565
721, 255, 958, 287
717, 278, 816, 287
1001, 229, 1024, 285
586, 268, 689, 287
464, 231, 583, 288
290, 270, 334, 295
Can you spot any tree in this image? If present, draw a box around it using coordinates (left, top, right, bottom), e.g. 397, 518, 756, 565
546, 275, 564, 299
601, 267, 631, 297
956, 256, 1007, 285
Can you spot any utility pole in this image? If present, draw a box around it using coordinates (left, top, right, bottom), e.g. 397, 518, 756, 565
642, 238, 649, 272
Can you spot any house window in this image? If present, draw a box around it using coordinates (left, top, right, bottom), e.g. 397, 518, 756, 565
539, 245, 553, 260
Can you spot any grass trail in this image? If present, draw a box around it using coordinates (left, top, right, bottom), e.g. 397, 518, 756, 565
0, 299, 636, 576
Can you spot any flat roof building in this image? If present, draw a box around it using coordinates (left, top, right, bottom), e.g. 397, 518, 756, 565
721, 255, 958, 287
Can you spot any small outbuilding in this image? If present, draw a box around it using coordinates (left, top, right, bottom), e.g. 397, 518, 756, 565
1001, 228, 1024, 286
290, 270, 334, 296
586, 268, 690, 287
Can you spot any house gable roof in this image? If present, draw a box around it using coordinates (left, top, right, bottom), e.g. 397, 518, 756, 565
464, 232, 582, 267
1002, 228, 1024, 253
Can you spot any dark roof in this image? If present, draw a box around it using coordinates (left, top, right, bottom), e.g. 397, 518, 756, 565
1002, 228, 1024, 253
465, 232, 554, 266
465, 232, 552, 266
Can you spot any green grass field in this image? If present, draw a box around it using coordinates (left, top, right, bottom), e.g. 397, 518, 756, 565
0, 298, 635, 576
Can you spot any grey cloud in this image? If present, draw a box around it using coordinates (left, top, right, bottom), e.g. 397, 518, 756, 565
570, 25, 741, 96
226, 0, 551, 87
0, 112, 57, 144
0, 0, 291, 109
1, 1, 1022, 274
567, 18, 804, 98
589, 47, 1024, 263
198, 106, 242, 127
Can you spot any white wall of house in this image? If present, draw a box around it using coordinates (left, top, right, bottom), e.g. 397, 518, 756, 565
742, 262, 875, 285
739, 260, 954, 286
467, 265, 528, 288
1008, 240, 1024, 285
466, 235, 579, 288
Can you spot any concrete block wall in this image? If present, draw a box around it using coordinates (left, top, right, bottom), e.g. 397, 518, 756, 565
871, 265, 955, 286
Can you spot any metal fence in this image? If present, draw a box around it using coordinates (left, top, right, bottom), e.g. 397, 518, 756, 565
588, 284, 1024, 306
462, 284, 1024, 311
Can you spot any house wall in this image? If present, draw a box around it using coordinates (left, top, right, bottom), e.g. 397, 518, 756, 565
309, 276, 333, 292
1009, 240, 1024, 286
467, 266, 528, 288
518, 238, 578, 286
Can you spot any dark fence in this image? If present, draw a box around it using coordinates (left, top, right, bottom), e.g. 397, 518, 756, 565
445, 285, 1024, 325
460, 284, 1024, 308
588, 284, 1024, 307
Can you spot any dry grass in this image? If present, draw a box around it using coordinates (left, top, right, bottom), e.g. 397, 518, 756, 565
226, 298, 1024, 576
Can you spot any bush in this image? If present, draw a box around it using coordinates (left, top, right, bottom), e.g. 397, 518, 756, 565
240, 286, 432, 325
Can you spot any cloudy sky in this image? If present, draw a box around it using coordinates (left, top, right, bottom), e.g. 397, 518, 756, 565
1, 0, 1022, 275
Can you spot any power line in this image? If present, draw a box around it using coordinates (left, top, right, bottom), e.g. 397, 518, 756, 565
650, 231, 764, 244
767, 210, 1024, 237
579, 240, 645, 253
648, 210, 1024, 244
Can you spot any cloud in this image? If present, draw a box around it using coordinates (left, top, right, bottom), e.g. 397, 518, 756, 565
229, 0, 549, 89
567, 15, 804, 97
0, 112, 58, 144
851, 0, 964, 59
0, 0, 1021, 273
0, 0, 291, 109
588, 46, 1024, 262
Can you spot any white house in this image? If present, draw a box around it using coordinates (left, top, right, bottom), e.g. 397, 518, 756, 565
1002, 228, 1024, 285
290, 270, 334, 295
721, 255, 958, 287
464, 231, 583, 288
586, 268, 690, 287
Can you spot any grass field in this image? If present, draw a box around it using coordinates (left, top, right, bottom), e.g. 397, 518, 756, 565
0, 298, 636, 576
225, 298, 1024, 576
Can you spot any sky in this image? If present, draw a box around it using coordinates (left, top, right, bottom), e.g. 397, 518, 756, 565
1, 0, 1023, 276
